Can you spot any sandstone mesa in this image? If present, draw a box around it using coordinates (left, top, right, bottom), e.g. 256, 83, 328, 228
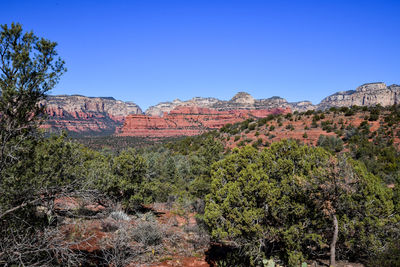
41, 82, 400, 137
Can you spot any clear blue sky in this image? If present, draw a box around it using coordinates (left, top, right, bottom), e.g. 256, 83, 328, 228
1, 0, 399, 110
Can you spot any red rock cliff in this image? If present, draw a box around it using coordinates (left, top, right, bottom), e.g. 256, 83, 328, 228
40, 95, 142, 135
117, 106, 290, 137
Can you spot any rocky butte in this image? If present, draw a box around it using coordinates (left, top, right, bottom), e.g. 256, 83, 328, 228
117, 105, 290, 137
145, 92, 315, 116
41, 82, 400, 137
118, 92, 295, 137
318, 82, 400, 109
40, 95, 142, 135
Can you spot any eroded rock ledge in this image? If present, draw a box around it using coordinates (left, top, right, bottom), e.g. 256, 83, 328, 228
117, 106, 290, 137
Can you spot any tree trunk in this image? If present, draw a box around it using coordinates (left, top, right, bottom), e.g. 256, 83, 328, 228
330, 214, 338, 267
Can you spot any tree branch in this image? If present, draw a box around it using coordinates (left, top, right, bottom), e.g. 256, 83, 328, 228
0, 198, 41, 220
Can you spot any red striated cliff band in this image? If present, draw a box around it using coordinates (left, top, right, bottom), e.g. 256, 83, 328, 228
117, 106, 291, 137
38, 95, 142, 134
42, 106, 126, 133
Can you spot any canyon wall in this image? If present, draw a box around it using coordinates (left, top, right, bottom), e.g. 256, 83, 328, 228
145, 83, 400, 118
117, 106, 290, 137
41, 82, 400, 137
318, 82, 400, 109
145, 92, 315, 116
40, 95, 142, 135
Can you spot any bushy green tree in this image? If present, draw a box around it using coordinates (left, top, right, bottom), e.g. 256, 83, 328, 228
317, 134, 344, 153
204, 140, 398, 266
188, 136, 224, 199
96, 148, 147, 211
0, 22, 65, 220
0, 134, 87, 223
139, 148, 190, 203
0, 23, 65, 175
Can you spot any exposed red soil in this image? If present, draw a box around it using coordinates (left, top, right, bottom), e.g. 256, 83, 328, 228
146, 256, 209, 267
117, 106, 290, 137
222, 112, 399, 149
135, 204, 210, 267
63, 220, 110, 253
54, 196, 106, 213
55, 200, 210, 267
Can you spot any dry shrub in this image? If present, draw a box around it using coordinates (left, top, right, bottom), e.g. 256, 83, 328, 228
0, 226, 84, 266
109, 210, 130, 221
100, 225, 138, 267
132, 221, 164, 246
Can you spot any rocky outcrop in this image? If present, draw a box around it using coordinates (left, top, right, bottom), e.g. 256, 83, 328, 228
39, 82, 400, 137
40, 95, 142, 135
119, 81, 400, 138
289, 101, 316, 112
145, 92, 316, 115
117, 106, 290, 137
146, 82, 400, 118
318, 82, 400, 109
145, 97, 219, 117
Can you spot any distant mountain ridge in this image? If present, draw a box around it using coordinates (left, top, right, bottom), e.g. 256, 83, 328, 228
145, 92, 315, 116
42, 82, 400, 136
145, 82, 400, 116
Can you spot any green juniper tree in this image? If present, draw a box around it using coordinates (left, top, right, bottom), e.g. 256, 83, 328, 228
204, 140, 398, 266
0, 22, 65, 218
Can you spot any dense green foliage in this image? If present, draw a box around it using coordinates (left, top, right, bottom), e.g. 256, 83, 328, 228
0, 22, 66, 219
204, 140, 399, 266
71, 133, 225, 208
1, 135, 83, 211
317, 134, 344, 153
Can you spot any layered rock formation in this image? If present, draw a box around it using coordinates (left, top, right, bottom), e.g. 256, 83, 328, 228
318, 82, 400, 109
40, 82, 400, 137
146, 82, 400, 119
289, 101, 315, 112
117, 106, 290, 137
145, 92, 316, 116
40, 95, 142, 135
145, 97, 220, 117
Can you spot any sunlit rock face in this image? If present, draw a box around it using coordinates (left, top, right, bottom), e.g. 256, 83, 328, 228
42, 92, 304, 137
318, 82, 400, 109
117, 106, 291, 137
145, 92, 315, 116
290, 101, 315, 112
39, 82, 400, 136
145, 97, 220, 117
229, 92, 255, 105
40, 95, 142, 135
